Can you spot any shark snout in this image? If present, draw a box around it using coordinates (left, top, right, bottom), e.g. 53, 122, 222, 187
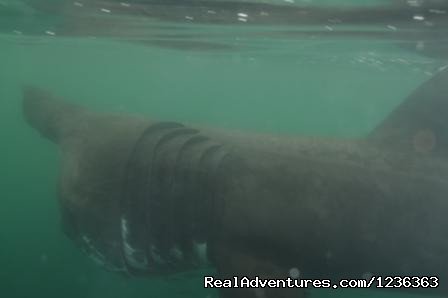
22, 86, 87, 143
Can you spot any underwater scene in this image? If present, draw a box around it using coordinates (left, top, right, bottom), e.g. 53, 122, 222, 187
1, 0, 448, 298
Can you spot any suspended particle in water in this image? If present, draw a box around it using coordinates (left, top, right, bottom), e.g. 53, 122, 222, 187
439, 64, 448, 72
387, 25, 397, 31
416, 41, 425, 51
289, 267, 300, 279
413, 15, 425, 21
429, 9, 446, 14
362, 272, 373, 280
407, 0, 423, 7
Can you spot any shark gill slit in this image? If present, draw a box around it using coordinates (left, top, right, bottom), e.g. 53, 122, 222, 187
120, 121, 231, 274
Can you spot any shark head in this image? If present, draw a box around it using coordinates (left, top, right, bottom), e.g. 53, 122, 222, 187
23, 86, 135, 272
23, 87, 215, 275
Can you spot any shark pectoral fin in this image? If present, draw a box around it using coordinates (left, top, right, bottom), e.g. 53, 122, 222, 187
211, 242, 308, 298
369, 67, 448, 155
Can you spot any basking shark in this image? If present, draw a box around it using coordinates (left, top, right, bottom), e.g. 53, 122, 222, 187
23, 67, 448, 298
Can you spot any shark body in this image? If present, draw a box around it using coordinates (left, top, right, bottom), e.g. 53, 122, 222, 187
23, 67, 448, 298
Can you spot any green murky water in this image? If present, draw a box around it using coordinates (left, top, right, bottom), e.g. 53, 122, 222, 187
1, 0, 447, 297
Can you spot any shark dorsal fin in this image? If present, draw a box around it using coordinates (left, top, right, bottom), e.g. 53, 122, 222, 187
369, 68, 448, 155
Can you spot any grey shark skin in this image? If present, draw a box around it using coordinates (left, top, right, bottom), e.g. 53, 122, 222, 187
23, 68, 448, 298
